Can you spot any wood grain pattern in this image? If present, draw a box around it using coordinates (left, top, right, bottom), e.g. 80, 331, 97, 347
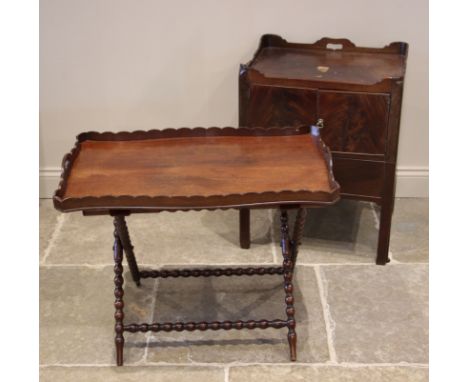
246, 34, 407, 92
318, 91, 389, 154
54, 126, 340, 212
244, 85, 317, 128
66, 136, 330, 197
331, 158, 385, 198
251, 47, 405, 86
243, 87, 389, 156
386, 80, 405, 163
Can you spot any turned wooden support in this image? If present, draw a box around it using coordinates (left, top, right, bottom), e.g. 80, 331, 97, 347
280, 210, 297, 361
112, 220, 125, 366
124, 319, 287, 333
113, 214, 141, 286
108, 208, 308, 365
140, 266, 283, 278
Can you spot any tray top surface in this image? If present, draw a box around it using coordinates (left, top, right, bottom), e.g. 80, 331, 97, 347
55, 127, 339, 211
67, 135, 331, 197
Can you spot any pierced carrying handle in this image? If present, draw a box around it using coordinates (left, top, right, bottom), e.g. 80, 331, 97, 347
311, 37, 356, 50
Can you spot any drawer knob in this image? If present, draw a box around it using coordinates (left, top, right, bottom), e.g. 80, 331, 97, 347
316, 119, 324, 129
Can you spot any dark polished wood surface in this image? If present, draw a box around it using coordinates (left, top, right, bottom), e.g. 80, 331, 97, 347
318, 91, 389, 154
54, 126, 339, 212
252, 47, 405, 86
239, 34, 408, 265
242, 34, 407, 93
67, 135, 331, 197
244, 87, 390, 156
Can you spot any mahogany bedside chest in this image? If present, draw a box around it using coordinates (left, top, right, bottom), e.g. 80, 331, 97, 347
238, 34, 408, 265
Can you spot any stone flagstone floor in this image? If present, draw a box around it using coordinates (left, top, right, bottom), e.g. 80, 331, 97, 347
39, 198, 428, 382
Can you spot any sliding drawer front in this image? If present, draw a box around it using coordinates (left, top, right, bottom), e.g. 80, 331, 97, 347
332, 157, 385, 198
244, 85, 317, 127
318, 91, 390, 155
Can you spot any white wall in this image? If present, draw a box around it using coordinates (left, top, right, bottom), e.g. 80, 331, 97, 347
40, 0, 428, 197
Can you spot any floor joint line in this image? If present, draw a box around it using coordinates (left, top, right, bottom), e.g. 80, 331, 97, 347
142, 278, 160, 364
314, 265, 338, 363
269, 209, 279, 264
370, 203, 380, 230
39, 261, 428, 268
41, 213, 66, 265
39, 361, 429, 368
224, 366, 230, 382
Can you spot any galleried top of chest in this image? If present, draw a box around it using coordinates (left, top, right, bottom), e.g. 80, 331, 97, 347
245, 34, 408, 87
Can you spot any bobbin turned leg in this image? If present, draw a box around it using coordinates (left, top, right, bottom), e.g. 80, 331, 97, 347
113, 215, 141, 286
112, 218, 125, 366
280, 210, 297, 361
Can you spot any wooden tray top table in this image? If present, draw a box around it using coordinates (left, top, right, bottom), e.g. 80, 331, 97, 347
53, 125, 340, 366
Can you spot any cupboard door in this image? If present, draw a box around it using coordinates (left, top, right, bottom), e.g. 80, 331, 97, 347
244, 85, 317, 128
318, 91, 390, 155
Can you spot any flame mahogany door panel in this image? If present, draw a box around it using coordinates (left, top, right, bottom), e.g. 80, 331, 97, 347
317, 91, 390, 156
244, 85, 318, 128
